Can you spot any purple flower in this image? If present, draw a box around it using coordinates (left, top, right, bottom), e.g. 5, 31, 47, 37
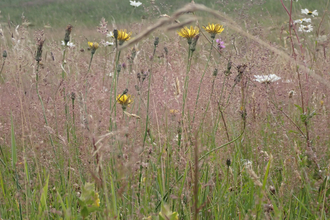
216, 39, 225, 50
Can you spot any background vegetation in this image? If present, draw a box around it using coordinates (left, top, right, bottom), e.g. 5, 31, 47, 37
0, 0, 330, 219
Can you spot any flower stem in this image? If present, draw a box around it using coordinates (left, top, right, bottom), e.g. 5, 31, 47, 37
192, 38, 214, 124
178, 46, 193, 147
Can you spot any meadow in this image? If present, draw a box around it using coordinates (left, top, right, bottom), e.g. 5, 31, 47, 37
0, 0, 330, 219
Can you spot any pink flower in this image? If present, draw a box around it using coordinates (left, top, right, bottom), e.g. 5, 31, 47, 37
216, 39, 225, 50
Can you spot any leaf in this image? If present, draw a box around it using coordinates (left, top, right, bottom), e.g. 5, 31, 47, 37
38, 175, 49, 216
11, 113, 17, 168
294, 104, 303, 113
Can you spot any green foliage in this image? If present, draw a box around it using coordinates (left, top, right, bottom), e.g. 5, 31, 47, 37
78, 182, 101, 218
159, 204, 179, 220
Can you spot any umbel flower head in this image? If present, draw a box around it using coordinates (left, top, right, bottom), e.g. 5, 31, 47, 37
203, 23, 224, 38
254, 74, 281, 84
117, 29, 132, 45
117, 94, 133, 110
178, 26, 199, 44
88, 42, 99, 54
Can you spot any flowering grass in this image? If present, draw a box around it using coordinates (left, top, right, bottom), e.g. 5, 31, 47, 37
0, 1, 330, 219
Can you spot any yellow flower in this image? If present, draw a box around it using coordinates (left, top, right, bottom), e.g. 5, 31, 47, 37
88, 41, 99, 50
117, 94, 133, 108
88, 41, 99, 54
169, 109, 178, 114
203, 23, 224, 38
94, 192, 100, 207
117, 29, 132, 45
178, 26, 199, 44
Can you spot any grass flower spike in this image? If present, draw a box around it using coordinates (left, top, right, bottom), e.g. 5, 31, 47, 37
117, 94, 133, 110
178, 26, 199, 44
203, 23, 224, 38
117, 29, 132, 45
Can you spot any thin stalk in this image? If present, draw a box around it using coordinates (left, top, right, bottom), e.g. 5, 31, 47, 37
192, 38, 214, 123
0, 57, 6, 81
178, 46, 193, 147
142, 43, 157, 148
35, 62, 56, 156
61, 45, 70, 143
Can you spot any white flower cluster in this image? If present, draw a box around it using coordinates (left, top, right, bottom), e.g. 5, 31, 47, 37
296, 8, 318, 33
254, 74, 281, 84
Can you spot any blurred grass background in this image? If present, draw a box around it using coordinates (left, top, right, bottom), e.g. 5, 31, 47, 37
0, 0, 328, 28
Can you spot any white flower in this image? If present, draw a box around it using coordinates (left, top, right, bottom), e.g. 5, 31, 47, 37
130, 0, 142, 7
301, 8, 318, 17
298, 24, 313, 32
107, 31, 114, 38
242, 160, 253, 169
104, 41, 114, 46
61, 41, 75, 48
254, 74, 281, 83
293, 18, 311, 24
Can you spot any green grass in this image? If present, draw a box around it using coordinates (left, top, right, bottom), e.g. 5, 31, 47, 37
0, 0, 328, 28
0, 0, 330, 219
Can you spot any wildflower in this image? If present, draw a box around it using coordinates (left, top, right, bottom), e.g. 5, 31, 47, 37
35, 31, 45, 62
117, 94, 133, 110
254, 74, 281, 84
216, 38, 225, 51
88, 41, 99, 54
107, 31, 114, 38
189, 34, 199, 52
203, 23, 224, 38
293, 18, 311, 24
298, 24, 313, 33
63, 24, 73, 45
178, 26, 199, 44
130, 0, 142, 7
301, 8, 318, 17
93, 192, 100, 207
100, 40, 114, 46
170, 109, 179, 114
117, 29, 132, 45
61, 41, 75, 48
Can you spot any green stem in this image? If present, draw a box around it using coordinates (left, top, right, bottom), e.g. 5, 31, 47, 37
192, 38, 214, 123
142, 44, 157, 148
62, 46, 70, 143
35, 62, 62, 174
178, 45, 193, 147
0, 57, 6, 81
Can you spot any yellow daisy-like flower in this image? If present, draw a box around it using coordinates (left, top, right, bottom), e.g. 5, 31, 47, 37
88, 42, 99, 50
203, 23, 224, 38
117, 94, 133, 109
88, 41, 99, 54
117, 29, 132, 45
178, 26, 199, 44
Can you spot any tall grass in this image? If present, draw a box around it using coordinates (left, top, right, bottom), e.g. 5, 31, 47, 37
0, 0, 330, 219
